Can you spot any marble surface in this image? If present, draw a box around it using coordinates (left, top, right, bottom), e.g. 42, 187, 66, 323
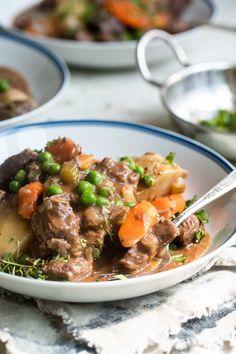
31, 0, 236, 137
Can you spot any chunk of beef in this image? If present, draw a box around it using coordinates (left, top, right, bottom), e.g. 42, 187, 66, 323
0, 100, 35, 121
98, 158, 139, 185
43, 257, 92, 281
80, 206, 110, 249
31, 194, 80, 257
0, 67, 30, 93
177, 215, 200, 246
26, 161, 42, 182
119, 231, 160, 273
119, 244, 149, 272
119, 218, 179, 273
82, 206, 106, 229
83, 229, 106, 248
0, 149, 38, 188
46, 238, 70, 257
95, 17, 125, 41
153, 218, 179, 245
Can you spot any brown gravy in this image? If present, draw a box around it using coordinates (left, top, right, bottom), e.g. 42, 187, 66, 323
82, 234, 211, 282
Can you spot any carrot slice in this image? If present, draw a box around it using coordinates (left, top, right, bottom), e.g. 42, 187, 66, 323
152, 194, 186, 219
47, 138, 75, 164
118, 200, 158, 248
106, 0, 151, 29
78, 154, 94, 170
18, 182, 43, 219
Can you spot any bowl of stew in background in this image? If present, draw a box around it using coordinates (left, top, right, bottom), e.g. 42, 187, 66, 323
0, 119, 235, 302
0, 31, 69, 128
0, 0, 214, 68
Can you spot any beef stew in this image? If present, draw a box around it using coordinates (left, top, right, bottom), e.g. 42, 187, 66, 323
0, 137, 210, 282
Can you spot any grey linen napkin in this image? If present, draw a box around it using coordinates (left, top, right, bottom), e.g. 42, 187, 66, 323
1, 246, 236, 354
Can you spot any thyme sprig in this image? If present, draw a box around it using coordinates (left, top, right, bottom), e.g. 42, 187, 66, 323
0, 254, 48, 280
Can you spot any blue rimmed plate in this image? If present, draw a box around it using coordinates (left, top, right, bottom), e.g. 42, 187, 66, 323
0, 120, 235, 302
0, 31, 69, 128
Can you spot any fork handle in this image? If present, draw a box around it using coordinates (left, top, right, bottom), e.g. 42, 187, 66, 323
174, 168, 236, 227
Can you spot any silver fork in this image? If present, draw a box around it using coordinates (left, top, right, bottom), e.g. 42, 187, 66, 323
158, 168, 236, 269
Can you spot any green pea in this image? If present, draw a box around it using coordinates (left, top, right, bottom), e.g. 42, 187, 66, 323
86, 170, 103, 185
134, 164, 144, 177
125, 201, 136, 208
9, 180, 21, 193
15, 169, 27, 184
46, 185, 62, 196
120, 156, 136, 171
48, 163, 61, 175
0, 79, 9, 93
141, 175, 154, 188
114, 199, 123, 206
98, 188, 110, 198
76, 180, 94, 194
80, 191, 96, 206
96, 196, 109, 206
42, 161, 52, 172
38, 151, 53, 163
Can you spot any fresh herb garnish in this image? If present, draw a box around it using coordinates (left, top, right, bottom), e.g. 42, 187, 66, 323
171, 254, 187, 264
195, 210, 209, 224
195, 229, 206, 242
169, 242, 177, 250
92, 247, 101, 260
186, 195, 198, 208
0, 254, 48, 280
109, 274, 128, 281
200, 109, 236, 132
165, 151, 176, 164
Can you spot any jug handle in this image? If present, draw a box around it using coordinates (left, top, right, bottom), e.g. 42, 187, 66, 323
137, 30, 190, 88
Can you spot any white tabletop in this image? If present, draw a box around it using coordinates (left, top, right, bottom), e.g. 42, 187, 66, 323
34, 0, 236, 130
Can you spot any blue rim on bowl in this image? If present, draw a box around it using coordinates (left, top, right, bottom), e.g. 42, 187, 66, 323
1, 119, 233, 172
0, 31, 70, 127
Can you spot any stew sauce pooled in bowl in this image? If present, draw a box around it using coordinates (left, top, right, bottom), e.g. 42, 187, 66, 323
0, 137, 210, 282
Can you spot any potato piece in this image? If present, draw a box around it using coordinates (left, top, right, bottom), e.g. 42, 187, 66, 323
135, 153, 187, 202
0, 198, 33, 257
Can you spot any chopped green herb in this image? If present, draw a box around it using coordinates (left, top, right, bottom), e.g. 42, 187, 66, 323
195, 229, 206, 242
92, 247, 100, 260
109, 274, 128, 281
114, 199, 123, 206
52, 254, 70, 262
195, 210, 209, 224
0, 254, 48, 280
171, 254, 187, 264
165, 151, 176, 164
125, 201, 136, 208
186, 195, 198, 208
169, 242, 177, 250
200, 109, 236, 132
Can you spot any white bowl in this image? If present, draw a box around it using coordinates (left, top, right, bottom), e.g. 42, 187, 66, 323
0, 31, 69, 128
0, 120, 235, 302
0, 0, 214, 68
